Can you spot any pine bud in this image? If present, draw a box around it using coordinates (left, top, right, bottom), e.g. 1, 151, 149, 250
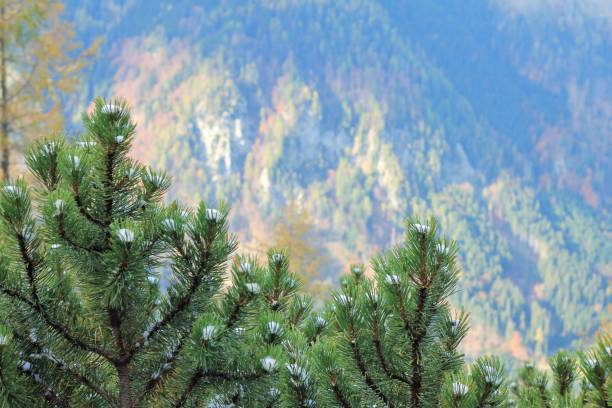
269, 388, 281, 398
261, 356, 278, 372
70, 155, 81, 168
41, 142, 58, 156
234, 327, 245, 336
351, 265, 363, 275
54, 199, 64, 216
482, 365, 502, 386
267, 321, 283, 337
240, 261, 253, 274
412, 223, 430, 234
452, 382, 469, 396
314, 316, 327, 329
0, 334, 9, 346
127, 167, 138, 179
436, 243, 449, 255
205, 208, 222, 222
162, 218, 176, 231
51, 243, 61, 249
3, 185, 19, 195
385, 274, 400, 285
77, 141, 96, 148
115, 135, 125, 143
201, 325, 218, 341
22, 225, 35, 243
337, 294, 352, 306
101, 104, 121, 115
450, 319, 460, 335
286, 363, 310, 385
271, 253, 284, 263
584, 358, 597, 368
117, 228, 135, 243
245, 283, 260, 294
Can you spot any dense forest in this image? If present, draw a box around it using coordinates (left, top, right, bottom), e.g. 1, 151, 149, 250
54, 0, 611, 363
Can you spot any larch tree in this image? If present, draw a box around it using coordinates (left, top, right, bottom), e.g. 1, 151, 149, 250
270, 199, 331, 301
0, 0, 97, 181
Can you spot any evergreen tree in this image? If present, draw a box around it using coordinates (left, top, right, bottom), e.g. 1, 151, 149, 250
309, 219, 473, 407
507, 336, 611, 408
0, 98, 304, 407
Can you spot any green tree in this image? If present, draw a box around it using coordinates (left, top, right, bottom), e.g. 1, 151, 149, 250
506, 337, 611, 407
0, 0, 97, 180
309, 219, 475, 407
0, 98, 306, 407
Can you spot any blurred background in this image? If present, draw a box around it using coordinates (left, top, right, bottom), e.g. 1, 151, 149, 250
3, 0, 610, 366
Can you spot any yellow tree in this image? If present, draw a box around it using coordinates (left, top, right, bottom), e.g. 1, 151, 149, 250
0, 0, 97, 180
270, 200, 331, 301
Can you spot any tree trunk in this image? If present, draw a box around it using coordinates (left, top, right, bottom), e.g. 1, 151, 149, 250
0, 5, 9, 181
117, 364, 133, 408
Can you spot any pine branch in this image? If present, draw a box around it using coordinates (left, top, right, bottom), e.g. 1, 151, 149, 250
172, 368, 264, 408
57, 213, 104, 252
72, 181, 105, 227
408, 235, 433, 408
348, 321, 396, 408
103, 146, 116, 229
172, 369, 203, 408
409, 286, 427, 408
10, 233, 114, 362
130, 247, 211, 358
17, 364, 70, 408
12, 331, 116, 406
392, 283, 412, 333
475, 382, 493, 408
370, 302, 409, 385
225, 294, 252, 330
328, 373, 352, 408
108, 308, 127, 358
267, 260, 283, 310
135, 330, 189, 405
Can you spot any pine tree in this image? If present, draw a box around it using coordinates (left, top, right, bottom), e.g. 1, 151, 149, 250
309, 219, 473, 407
0, 98, 305, 407
506, 336, 611, 408
286, 219, 610, 408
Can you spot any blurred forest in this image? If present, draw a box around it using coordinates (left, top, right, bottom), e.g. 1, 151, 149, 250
10, 0, 612, 364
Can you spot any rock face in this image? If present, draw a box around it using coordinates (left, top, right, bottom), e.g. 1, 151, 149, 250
65, 0, 610, 357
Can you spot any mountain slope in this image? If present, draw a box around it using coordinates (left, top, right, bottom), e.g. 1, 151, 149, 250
63, 0, 611, 360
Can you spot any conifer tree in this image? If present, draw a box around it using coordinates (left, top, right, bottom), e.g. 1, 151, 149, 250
506, 336, 611, 408
309, 219, 473, 407
0, 98, 304, 407
270, 200, 331, 300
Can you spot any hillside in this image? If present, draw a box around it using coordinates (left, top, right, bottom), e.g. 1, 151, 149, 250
62, 0, 611, 360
